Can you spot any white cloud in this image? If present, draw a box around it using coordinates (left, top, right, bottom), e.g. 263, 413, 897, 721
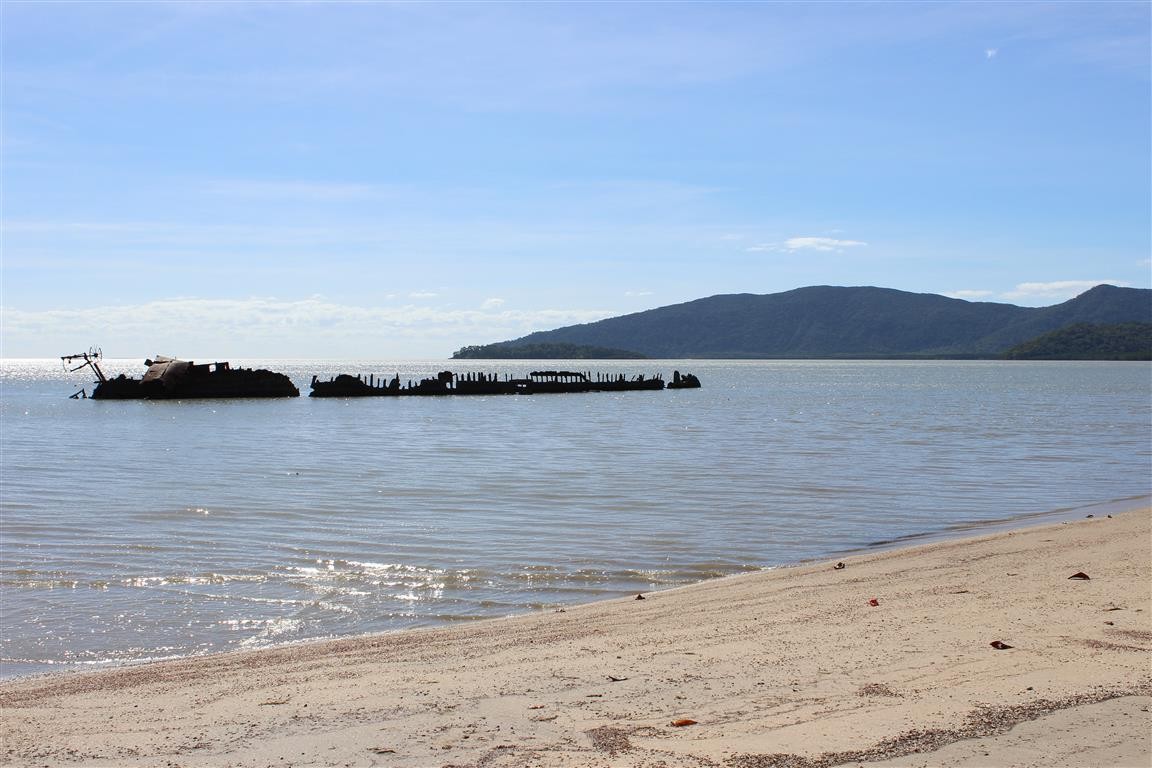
948, 281, 1131, 304
944, 290, 995, 300
746, 236, 868, 253
624, 290, 653, 297
0, 297, 616, 358
408, 291, 439, 299
1001, 280, 1127, 302
985, 48, 999, 59
480, 298, 505, 309
785, 237, 867, 251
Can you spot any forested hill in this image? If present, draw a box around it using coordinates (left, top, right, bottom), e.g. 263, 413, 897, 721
1004, 322, 1152, 360
473, 284, 1152, 359
453, 342, 646, 359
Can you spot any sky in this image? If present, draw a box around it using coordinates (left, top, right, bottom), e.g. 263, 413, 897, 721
2, 1, 1149, 359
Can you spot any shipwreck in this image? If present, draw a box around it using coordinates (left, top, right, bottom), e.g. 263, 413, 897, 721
309, 369, 698, 398
63, 350, 299, 400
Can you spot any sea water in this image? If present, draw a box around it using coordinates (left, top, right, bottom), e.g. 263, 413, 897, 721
1, 359, 1149, 678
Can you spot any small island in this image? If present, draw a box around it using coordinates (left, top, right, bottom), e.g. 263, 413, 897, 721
452, 342, 647, 360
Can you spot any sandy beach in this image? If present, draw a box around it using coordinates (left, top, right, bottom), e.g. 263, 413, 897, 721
2, 507, 1149, 767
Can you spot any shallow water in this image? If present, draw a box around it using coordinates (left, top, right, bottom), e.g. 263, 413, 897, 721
1, 358, 1149, 678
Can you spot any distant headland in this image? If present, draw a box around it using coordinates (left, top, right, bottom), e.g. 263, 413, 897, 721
453, 342, 647, 360
453, 284, 1152, 360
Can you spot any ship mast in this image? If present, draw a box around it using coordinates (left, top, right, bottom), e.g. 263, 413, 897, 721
61, 348, 107, 384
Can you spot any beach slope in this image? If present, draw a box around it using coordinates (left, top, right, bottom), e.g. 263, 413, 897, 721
2, 509, 1149, 767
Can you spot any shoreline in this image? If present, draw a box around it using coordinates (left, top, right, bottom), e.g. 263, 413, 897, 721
834, 493, 1152, 556
2, 506, 1149, 767
4, 494, 1147, 685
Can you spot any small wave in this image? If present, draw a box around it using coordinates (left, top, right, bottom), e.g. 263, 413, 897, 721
219, 618, 275, 629
312, 600, 358, 614
3, 572, 272, 590
180, 591, 308, 606
122, 573, 265, 588
239, 618, 305, 648
0, 578, 80, 589
301, 560, 450, 580
343, 560, 445, 574
1, 647, 192, 669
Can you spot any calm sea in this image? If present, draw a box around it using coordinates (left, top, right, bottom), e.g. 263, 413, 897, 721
1, 359, 1149, 679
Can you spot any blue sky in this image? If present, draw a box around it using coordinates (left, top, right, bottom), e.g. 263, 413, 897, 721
2, 1, 1149, 358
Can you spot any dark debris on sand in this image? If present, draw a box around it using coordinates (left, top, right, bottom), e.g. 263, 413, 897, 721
725, 683, 1152, 768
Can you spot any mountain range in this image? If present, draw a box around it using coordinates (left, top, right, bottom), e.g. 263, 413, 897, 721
457, 284, 1152, 359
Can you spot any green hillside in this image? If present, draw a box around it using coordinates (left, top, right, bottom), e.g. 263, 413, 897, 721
453, 342, 646, 359
1004, 322, 1152, 360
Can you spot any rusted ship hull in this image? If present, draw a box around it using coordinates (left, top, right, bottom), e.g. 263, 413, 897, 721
90, 357, 299, 399
309, 370, 682, 398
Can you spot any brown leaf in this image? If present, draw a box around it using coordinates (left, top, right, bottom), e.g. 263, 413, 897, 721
990, 640, 1013, 650
670, 718, 698, 727
868, 598, 880, 607
1069, 572, 1090, 580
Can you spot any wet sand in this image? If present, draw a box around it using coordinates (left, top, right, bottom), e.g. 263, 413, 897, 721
2, 507, 1149, 767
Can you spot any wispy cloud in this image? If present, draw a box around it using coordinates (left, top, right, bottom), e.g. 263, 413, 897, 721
786, 237, 867, 251
944, 289, 996, 300
624, 290, 653, 297
1001, 280, 1127, 302
985, 47, 999, 59
1, 297, 617, 358
408, 292, 439, 299
946, 281, 1129, 304
746, 236, 868, 253
0, 218, 382, 250
480, 298, 505, 309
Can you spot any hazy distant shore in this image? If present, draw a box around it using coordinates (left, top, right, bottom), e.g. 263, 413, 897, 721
2, 505, 1149, 767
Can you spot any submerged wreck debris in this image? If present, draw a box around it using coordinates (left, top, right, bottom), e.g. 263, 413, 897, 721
309, 369, 700, 398
667, 370, 702, 389
62, 350, 299, 400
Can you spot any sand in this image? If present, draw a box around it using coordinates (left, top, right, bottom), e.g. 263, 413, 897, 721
2, 507, 1149, 768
